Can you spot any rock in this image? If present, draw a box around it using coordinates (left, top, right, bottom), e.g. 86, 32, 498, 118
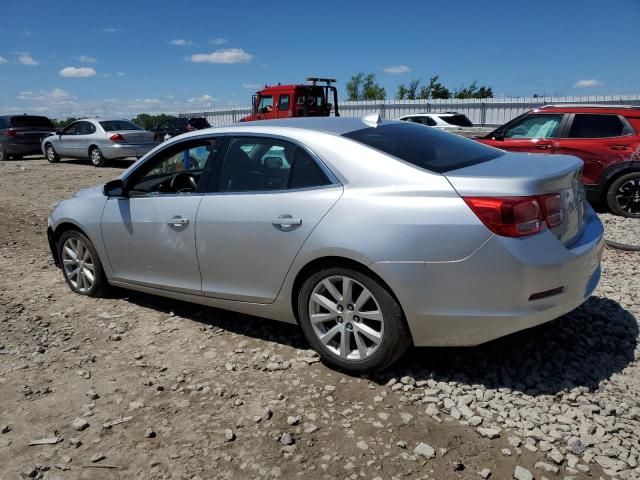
356, 440, 368, 450
469, 416, 483, 427
501, 448, 512, 456
280, 432, 294, 446
413, 442, 435, 459
568, 438, 585, 455
513, 465, 533, 480
71, 418, 89, 431
477, 427, 500, 439
287, 415, 301, 426
69, 438, 82, 448
478, 468, 492, 478
452, 460, 464, 471
399, 412, 414, 425
547, 449, 564, 464
534, 461, 559, 474
224, 429, 235, 442
86, 389, 99, 400
396, 440, 407, 449
90, 452, 105, 463
145, 428, 156, 439
1, 425, 10, 434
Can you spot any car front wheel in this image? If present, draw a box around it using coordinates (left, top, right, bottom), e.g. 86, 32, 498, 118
298, 267, 411, 373
58, 230, 108, 297
45, 144, 60, 163
606, 172, 640, 218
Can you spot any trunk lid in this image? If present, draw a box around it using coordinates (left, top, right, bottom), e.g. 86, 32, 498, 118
115, 130, 155, 144
444, 152, 586, 245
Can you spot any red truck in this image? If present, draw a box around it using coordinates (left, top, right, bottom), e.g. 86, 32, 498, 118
239, 77, 339, 122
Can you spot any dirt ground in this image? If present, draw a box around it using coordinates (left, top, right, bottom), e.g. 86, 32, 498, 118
1, 157, 637, 480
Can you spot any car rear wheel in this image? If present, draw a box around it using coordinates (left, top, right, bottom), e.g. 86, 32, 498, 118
89, 146, 107, 167
606, 172, 640, 218
45, 144, 60, 163
298, 267, 411, 373
58, 230, 108, 297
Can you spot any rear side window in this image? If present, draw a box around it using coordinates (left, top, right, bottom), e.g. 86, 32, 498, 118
9, 115, 54, 128
342, 122, 503, 173
100, 120, 143, 131
290, 148, 331, 189
278, 94, 290, 111
441, 114, 473, 127
569, 114, 631, 138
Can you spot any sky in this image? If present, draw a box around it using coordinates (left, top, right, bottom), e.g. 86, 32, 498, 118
1, 0, 639, 120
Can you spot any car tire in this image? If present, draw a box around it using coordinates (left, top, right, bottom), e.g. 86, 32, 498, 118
298, 267, 411, 373
57, 230, 108, 297
45, 143, 60, 163
606, 172, 640, 218
89, 146, 107, 167
0, 144, 6, 162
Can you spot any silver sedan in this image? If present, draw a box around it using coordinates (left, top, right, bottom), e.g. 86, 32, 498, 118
42, 118, 156, 167
46, 116, 604, 372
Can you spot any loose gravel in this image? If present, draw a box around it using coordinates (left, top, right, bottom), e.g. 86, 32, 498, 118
600, 212, 640, 249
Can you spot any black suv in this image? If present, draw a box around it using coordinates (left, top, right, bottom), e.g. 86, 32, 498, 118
0, 115, 56, 161
149, 117, 211, 142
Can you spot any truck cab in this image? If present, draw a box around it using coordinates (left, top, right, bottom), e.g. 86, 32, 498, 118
240, 78, 339, 122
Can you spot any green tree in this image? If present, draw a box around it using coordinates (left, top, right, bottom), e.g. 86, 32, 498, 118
346, 73, 386, 101
418, 76, 451, 100
396, 84, 408, 100
132, 113, 174, 129
453, 81, 493, 99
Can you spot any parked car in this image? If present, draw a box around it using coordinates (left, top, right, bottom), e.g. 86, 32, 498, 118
42, 119, 157, 167
47, 116, 603, 372
0, 115, 56, 161
149, 117, 211, 142
477, 104, 640, 217
397, 112, 493, 138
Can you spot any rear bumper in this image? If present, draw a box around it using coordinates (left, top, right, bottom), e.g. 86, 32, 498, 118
101, 143, 157, 160
372, 204, 604, 347
4, 142, 43, 156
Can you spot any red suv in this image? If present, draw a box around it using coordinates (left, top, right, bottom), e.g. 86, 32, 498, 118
478, 105, 640, 217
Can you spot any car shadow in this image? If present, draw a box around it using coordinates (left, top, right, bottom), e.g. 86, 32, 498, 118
58, 158, 136, 168
377, 296, 638, 396
109, 289, 637, 395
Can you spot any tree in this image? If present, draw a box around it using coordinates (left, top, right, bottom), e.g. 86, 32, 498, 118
419, 76, 451, 100
132, 113, 174, 130
453, 81, 493, 99
346, 73, 386, 101
396, 84, 408, 100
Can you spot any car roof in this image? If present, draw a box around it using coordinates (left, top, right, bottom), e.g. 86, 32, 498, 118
537, 104, 640, 115
222, 116, 386, 135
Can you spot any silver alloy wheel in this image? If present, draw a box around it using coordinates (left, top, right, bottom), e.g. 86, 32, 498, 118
46, 145, 56, 162
616, 177, 640, 215
309, 275, 384, 361
90, 148, 101, 165
61, 237, 96, 293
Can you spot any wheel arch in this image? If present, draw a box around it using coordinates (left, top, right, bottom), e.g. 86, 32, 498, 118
290, 255, 406, 327
598, 161, 640, 202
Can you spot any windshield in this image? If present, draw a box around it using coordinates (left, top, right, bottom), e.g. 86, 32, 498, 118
441, 114, 474, 127
342, 122, 503, 173
9, 116, 55, 128
100, 120, 143, 131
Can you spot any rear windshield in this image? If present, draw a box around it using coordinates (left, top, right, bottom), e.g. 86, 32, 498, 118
100, 120, 143, 131
342, 122, 502, 173
9, 115, 55, 128
441, 114, 474, 127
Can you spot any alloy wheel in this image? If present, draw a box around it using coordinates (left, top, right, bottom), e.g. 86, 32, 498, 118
91, 148, 102, 165
308, 275, 384, 361
46, 146, 56, 162
61, 237, 96, 293
615, 177, 640, 215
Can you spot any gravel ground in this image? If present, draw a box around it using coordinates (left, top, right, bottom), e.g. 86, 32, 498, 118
599, 213, 640, 248
1, 158, 639, 480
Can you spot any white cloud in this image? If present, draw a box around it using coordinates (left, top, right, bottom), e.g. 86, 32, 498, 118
573, 79, 604, 88
59, 66, 96, 78
101, 27, 119, 33
78, 55, 97, 64
0, 56, 7, 64
383, 65, 410, 74
18, 54, 38, 66
210, 37, 227, 45
170, 39, 196, 47
242, 82, 262, 89
116, 72, 126, 77
188, 94, 215, 103
17, 88, 76, 102
190, 48, 252, 64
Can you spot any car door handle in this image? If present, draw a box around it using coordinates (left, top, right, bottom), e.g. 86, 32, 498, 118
168, 216, 189, 227
610, 145, 630, 151
535, 143, 553, 150
272, 217, 302, 227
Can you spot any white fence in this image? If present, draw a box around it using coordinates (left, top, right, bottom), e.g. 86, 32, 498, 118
180, 94, 640, 127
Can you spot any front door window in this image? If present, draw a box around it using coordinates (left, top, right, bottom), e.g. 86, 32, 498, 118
504, 114, 563, 139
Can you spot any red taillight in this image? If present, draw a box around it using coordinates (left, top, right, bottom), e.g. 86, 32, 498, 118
463, 196, 542, 237
110, 133, 125, 142
3, 129, 17, 137
541, 193, 564, 228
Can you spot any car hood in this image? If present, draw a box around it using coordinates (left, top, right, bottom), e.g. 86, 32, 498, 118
72, 185, 104, 198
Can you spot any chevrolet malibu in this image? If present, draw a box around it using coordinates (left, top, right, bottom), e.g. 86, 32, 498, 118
47, 116, 604, 372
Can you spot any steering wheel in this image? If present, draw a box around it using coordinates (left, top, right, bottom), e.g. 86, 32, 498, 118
170, 172, 198, 192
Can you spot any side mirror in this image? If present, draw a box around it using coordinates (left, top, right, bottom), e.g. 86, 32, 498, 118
491, 131, 504, 141
103, 179, 127, 197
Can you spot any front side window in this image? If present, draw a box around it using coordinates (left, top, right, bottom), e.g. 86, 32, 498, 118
568, 114, 631, 138
278, 94, 290, 111
258, 96, 273, 113
219, 137, 330, 192
128, 138, 219, 195
504, 114, 563, 139
62, 123, 80, 135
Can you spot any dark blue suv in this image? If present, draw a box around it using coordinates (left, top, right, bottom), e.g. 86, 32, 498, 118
0, 115, 56, 161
